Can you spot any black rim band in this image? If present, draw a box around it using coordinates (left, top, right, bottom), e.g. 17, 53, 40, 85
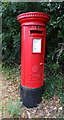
20, 85, 44, 108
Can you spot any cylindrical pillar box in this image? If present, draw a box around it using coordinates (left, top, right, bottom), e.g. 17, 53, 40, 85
17, 12, 50, 108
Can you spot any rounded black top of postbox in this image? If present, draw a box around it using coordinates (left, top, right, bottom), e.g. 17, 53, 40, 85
17, 12, 50, 25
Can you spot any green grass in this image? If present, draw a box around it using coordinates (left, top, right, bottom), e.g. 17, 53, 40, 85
6, 98, 23, 117
2, 63, 20, 84
42, 63, 63, 102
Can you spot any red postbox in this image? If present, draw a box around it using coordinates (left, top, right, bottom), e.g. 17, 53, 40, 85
17, 12, 50, 108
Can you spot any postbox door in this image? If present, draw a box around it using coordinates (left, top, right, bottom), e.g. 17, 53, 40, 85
30, 36, 45, 86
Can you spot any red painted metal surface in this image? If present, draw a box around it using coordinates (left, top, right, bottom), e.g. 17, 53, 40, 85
17, 12, 50, 88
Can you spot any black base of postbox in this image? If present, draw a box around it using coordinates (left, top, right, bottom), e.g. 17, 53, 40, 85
20, 85, 44, 108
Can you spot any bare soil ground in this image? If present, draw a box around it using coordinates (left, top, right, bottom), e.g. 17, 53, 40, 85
0, 69, 63, 119
0, 74, 2, 120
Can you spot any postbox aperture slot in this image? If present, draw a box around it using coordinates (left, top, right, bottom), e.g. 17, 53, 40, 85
32, 38, 41, 53
36, 25, 40, 29
30, 30, 43, 34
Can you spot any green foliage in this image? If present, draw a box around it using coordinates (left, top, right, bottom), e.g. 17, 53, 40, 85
2, 2, 21, 65
43, 63, 63, 101
2, 2, 64, 65
2, 63, 20, 86
6, 98, 23, 117
52, 43, 64, 64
